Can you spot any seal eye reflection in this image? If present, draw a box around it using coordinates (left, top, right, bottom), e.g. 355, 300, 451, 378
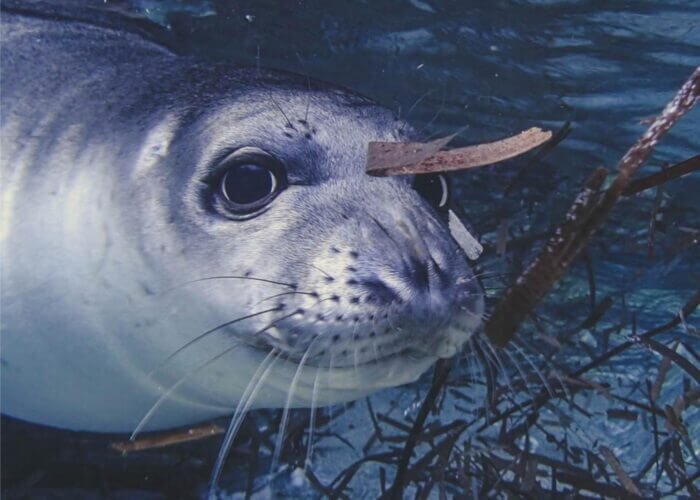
413, 174, 449, 211
213, 148, 287, 216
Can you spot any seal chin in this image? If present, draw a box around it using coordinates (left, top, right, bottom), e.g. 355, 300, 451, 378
252, 346, 441, 408
429, 307, 485, 359
238, 310, 483, 411
257, 306, 482, 382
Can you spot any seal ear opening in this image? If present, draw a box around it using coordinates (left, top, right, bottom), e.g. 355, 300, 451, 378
447, 207, 482, 261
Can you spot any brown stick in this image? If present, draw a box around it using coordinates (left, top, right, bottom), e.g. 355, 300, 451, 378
110, 423, 224, 454
366, 127, 552, 176
484, 66, 700, 347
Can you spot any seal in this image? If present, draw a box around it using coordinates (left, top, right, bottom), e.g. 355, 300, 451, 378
0, 3, 484, 433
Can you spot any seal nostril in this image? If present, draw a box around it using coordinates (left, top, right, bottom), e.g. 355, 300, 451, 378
361, 279, 400, 305
409, 256, 430, 291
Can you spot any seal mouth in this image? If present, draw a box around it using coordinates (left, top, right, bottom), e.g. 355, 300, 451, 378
249, 334, 427, 369
251, 316, 475, 371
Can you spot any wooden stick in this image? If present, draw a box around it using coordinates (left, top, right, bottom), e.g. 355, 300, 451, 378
484, 66, 699, 347
110, 423, 224, 454
366, 127, 553, 176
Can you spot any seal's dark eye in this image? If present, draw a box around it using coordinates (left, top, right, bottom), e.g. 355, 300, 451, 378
213, 148, 287, 217
413, 174, 449, 211
222, 164, 276, 206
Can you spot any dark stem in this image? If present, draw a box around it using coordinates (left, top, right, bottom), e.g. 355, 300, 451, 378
484, 67, 700, 347
385, 358, 451, 499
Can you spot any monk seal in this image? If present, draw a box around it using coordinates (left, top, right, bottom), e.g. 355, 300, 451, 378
0, 3, 484, 433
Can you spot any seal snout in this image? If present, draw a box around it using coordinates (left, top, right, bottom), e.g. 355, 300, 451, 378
265, 201, 484, 369
359, 209, 470, 318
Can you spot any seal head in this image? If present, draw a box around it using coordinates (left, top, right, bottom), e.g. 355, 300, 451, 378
0, 6, 483, 431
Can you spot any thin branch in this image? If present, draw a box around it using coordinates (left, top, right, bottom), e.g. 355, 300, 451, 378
110, 423, 223, 454
484, 67, 700, 347
384, 359, 451, 499
623, 154, 700, 196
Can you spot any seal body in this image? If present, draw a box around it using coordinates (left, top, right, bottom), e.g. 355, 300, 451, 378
0, 5, 483, 432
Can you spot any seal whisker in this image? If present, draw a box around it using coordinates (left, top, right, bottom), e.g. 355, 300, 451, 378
146, 307, 282, 380
253, 290, 318, 308
472, 338, 498, 422
208, 349, 281, 500
324, 354, 337, 433
172, 275, 298, 290
457, 306, 489, 321
500, 343, 537, 399
465, 270, 513, 283
271, 338, 319, 475
399, 88, 435, 134
370, 215, 404, 254
309, 263, 335, 280
416, 86, 446, 137
293, 52, 313, 123
464, 337, 483, 381
131, 341, 244, 440
266, 88, 297, 130
304, 367, 322, 473
478, 336, 517, 397
136, 305, 304, 439
509, 341, 556, 399
517, 340, 571, 402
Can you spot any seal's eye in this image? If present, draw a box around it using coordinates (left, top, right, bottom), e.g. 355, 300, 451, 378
413, 174, 449, 211
213, 147, 287, 217
222, 164, 276, 206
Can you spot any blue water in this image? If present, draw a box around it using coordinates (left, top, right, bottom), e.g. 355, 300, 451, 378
4, 1, 699, 498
